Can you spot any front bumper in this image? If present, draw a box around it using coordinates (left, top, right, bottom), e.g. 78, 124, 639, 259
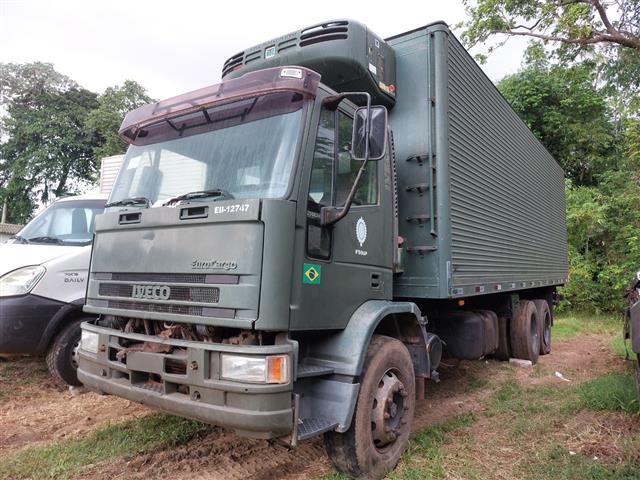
0, 294, 66, 353
77, 321, 297, 438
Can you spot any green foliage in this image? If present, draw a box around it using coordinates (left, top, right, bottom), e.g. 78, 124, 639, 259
498, 52, 640, 313
498, 61, 615, 185
0, 62, 76, 111
561, 172, 640, 313
86, 80, 153, 159
460, 1, 640, 54
0, 82, 99, 222
0, 63, 152, 223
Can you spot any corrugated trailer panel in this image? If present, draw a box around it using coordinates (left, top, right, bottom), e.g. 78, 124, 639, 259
445, 34, 568, 295
387, 27, 442, 298
388, 23, 567, 299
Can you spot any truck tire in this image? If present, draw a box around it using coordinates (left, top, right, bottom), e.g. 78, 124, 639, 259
323, 335, 415, 479
46, 318, 85, 387
509, 300, 540, 364
494, 316, 511, 360
533, 299, 552, 355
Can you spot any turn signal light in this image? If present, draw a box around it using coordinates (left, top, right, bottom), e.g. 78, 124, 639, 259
267, 355, 289, 384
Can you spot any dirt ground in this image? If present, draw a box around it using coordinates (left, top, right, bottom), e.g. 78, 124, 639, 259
0, 333, 635, 479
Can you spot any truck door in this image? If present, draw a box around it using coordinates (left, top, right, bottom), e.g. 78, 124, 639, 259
291, 103, 394, 330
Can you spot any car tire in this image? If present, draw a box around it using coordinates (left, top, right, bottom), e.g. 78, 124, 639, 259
323, 335, 415, 479
46, 318, 85, 387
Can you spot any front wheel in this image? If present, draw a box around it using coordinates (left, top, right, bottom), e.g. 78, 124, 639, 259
46, 318, 85, 387
324, 335, 415, 479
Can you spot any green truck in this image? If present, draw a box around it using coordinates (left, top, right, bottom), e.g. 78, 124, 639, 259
77, 20, 567, 478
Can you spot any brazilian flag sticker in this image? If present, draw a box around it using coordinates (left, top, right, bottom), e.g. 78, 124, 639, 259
303, 263, 321, 285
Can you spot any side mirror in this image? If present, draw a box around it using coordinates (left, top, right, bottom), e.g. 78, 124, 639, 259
351, 105, 388, 161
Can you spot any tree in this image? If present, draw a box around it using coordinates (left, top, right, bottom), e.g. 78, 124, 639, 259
1, 84, 99, 222
86, 81, 153, 159
461, 0, 640, 52
461, 1, 640, 113
498, 57, 616, 185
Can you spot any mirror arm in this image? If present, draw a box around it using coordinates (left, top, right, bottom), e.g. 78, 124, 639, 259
321, 158, 369, 226
321, 93, 372, 227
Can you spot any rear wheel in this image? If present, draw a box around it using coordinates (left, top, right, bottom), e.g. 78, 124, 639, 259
533, 299, 552, 355
324, 335, 415, 479
46, 318, 85, 387
509, 300, 540, 364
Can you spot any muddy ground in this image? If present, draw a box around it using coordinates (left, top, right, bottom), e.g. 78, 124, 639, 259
0, 333, 636, 479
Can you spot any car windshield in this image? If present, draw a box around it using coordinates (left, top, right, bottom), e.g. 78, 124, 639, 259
14, 199, 106, 246
109, 91, 305, 206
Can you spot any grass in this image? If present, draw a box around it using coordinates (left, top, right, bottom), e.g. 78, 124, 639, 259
0, 414, 212, 480
519, 444, 640, 480
577, 372, 640, 414
387, 413, 475, 480
553, 312, 621, 340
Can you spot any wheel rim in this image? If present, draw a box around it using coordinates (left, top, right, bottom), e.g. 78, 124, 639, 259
71, 341, 80, 370
371, 369, 409, 450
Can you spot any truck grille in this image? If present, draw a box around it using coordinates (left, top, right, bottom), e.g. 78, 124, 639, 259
107, 300, 204, 316
94, 272, 238, 284
99, 283, 220, 303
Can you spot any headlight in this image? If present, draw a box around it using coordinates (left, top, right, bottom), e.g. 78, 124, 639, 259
220, 354, 289, 384
0, 265, 46, 297
80, 330, 99, 353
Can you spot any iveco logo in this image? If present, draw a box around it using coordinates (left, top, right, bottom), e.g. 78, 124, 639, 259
132, 285, 171, 300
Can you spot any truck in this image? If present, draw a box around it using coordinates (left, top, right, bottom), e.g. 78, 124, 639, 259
77, 20, 567, 478
0, 155, 123, 386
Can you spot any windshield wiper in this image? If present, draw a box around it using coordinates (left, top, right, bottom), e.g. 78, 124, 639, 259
28, 235, 62, 245
9, 234, 29, 244
105, 197, 151, 209
163, 189, 234, 206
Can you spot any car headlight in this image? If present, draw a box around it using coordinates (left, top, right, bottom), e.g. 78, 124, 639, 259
0, 265, 46, 297
80, 330, 99, 353
220, 354, 289, 384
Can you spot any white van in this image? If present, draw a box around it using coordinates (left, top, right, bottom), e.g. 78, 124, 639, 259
0, 194, 107, 385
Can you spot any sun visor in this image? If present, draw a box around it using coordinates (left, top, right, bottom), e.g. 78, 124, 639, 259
119, 67, 320, 144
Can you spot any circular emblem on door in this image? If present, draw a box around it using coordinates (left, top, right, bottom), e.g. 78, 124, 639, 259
356, 217, 367, 247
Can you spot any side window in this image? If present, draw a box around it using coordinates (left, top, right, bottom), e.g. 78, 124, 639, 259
335, 111, 378, 206
306, 108, 335, 259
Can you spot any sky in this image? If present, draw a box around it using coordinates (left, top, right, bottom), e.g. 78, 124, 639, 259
0, 0, 530, 100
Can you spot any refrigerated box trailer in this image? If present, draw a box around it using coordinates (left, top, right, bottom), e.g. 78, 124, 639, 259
77, 20, 567, 478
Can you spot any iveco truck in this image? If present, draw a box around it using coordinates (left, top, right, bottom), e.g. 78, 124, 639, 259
77, 20, 567, 478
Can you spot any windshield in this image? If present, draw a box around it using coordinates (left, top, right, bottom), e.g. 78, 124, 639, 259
14, 199, 105, 246
109, 92, 305, 206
